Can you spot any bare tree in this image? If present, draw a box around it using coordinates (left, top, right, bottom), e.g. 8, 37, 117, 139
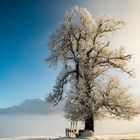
46, 6, 139, 132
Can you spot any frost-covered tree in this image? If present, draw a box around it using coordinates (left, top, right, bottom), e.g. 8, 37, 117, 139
64, 78, 139, 131
46, 6, 139, 132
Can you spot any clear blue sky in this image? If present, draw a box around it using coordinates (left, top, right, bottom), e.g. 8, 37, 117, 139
0, 0, 140, 108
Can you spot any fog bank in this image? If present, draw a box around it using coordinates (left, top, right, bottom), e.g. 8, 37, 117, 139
0, 113, 69, 138
1, 113, 140, 138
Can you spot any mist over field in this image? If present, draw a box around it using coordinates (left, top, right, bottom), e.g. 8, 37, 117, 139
0, 113, 140, 138
0, 95, 139, 138
0, 113, 69, 138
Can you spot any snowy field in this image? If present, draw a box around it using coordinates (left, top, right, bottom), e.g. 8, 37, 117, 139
0, 136, 58, 140
1, 134, 140, 140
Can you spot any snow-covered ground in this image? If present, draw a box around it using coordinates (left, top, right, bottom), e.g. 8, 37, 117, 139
95, 133, 140, 140
0, 136, 57, 140
1, 133, 140, 140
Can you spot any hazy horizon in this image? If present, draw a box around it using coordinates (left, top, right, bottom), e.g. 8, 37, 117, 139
1, 113, 140, 138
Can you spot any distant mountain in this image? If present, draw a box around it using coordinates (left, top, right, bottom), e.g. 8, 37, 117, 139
0, 99, 63, 115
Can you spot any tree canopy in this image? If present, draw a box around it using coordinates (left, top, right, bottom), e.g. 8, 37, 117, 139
46, 6, 139, 131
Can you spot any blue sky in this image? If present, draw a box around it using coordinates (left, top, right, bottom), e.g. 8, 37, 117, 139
0, 0, 90, 107
0, 0, 140, 108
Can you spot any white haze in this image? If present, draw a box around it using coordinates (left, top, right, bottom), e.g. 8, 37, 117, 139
1, 113, 140, 138
0, 113, 69, 138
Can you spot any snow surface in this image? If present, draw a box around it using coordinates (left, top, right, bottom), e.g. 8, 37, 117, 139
1, 133, 140, 140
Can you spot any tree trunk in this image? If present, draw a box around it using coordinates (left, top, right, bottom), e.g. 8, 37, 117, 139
85, 116, 94, 132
